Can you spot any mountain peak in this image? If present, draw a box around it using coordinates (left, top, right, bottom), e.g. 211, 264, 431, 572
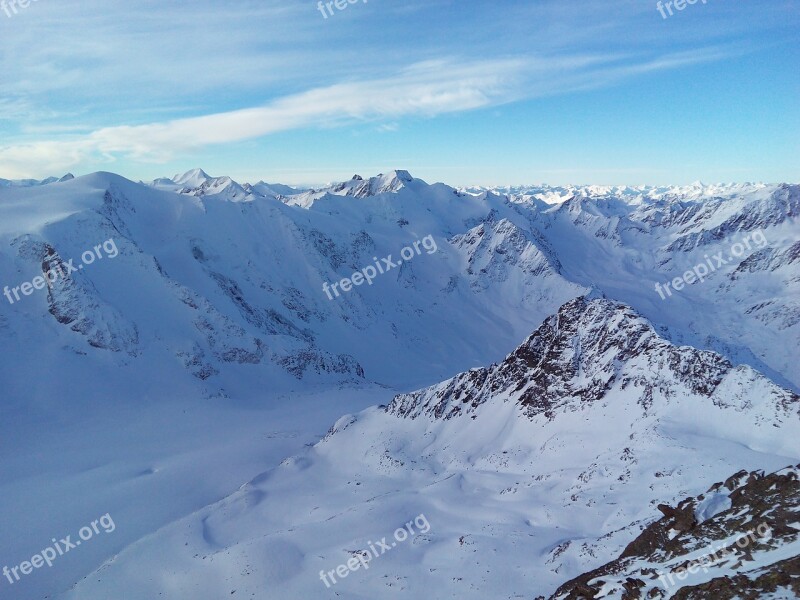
390, 169, 414, 182
172, 168, 211, 187
363, 169, 419, 194
388, 295, 799, 424
322, 169, 421, 198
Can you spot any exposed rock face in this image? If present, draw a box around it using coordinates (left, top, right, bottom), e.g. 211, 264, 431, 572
32, 240, 140, 355
550, 466, 800, 600
387, 295, 799, 422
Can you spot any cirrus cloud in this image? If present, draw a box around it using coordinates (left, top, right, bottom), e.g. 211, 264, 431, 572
0, 49, 730, 178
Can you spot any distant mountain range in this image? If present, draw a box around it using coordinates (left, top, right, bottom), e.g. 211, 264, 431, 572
1, 169, 797, 398
0, 173, 74, 187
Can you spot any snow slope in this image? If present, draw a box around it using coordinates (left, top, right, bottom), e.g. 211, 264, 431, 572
57, 297, 800, 599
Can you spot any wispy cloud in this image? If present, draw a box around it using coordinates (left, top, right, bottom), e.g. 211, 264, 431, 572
1, 0, 794, 181
0, 49, 728, 178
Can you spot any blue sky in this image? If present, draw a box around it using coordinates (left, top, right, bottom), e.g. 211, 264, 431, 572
0, 0, 797, 185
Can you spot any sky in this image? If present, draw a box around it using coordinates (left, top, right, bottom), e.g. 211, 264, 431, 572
0, 0, 798, 186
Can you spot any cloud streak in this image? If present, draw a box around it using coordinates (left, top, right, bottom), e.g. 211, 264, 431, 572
0, 49, 729, 178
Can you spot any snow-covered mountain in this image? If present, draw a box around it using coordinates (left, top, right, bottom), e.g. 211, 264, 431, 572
462, 182, 778, 206
1, 169, 591, 402
0, 173, 74, 188
2, 169, 797, 400
387, 295, 799, 423
57, 296, 800, 599
149, 168, 304, 203
1, 169, 798, 599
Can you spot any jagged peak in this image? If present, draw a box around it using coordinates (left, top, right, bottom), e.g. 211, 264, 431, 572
389, 169, 414, 182
320, 169, 424, 198
388, 295, 799, 422
352, 169, 419, 196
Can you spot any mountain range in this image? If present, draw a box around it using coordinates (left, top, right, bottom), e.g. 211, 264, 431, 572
0, 169, 797, 599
